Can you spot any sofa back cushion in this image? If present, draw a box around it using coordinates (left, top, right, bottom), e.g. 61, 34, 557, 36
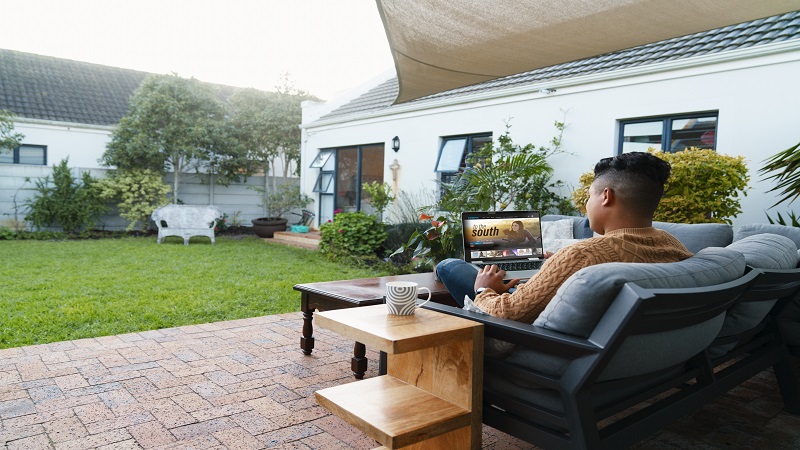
735, 223, 800, 266
542, 214, 593, 239
709, 233, 799, 358
533, 247, 746, 338
653, 221, 733, 253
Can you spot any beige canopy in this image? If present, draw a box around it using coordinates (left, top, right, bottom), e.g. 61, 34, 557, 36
376, 0, 800, 103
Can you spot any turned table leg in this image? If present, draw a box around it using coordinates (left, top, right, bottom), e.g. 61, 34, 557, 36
352, 342, 368, 379
301, 309, 315, 355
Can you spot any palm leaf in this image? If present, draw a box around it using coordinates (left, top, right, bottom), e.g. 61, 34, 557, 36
761, 141, 800, 207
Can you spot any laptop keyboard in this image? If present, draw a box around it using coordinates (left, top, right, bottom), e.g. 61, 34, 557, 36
475, 260, 543, 271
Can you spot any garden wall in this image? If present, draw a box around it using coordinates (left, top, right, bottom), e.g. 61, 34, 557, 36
0, 164, 300, 231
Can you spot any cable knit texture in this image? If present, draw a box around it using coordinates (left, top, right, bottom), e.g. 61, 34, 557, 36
473, 227, 693, 323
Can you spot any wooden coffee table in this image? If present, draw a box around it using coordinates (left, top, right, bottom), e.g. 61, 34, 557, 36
294, 272, 455, 379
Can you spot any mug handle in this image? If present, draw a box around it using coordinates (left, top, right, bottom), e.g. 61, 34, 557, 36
417, 287, 432, 308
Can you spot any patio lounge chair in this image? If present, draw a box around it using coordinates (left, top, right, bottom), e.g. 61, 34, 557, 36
422, 235, 800, 449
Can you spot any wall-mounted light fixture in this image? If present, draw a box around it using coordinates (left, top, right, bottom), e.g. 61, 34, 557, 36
539, 88, 556, 94
391, 136, 400, 152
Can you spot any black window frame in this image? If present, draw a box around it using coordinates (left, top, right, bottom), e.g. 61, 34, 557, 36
617, 111, 718, 155
0, 144, 47, 165
436, 133, 492, 186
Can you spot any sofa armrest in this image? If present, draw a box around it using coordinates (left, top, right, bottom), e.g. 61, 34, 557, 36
421, 301, 601, 359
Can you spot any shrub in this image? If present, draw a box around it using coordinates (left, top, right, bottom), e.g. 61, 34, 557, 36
24, 159, 107, 233
319, 211, 388, 257
571, 148, 749, 224
98, 169, 171, 231
361, 181, 395, 219
0, 227, 15, 240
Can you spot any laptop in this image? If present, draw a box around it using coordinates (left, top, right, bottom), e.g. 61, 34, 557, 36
461, 210, 545, 280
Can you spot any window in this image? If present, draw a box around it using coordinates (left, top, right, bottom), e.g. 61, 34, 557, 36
311, 143, 385, 223
436, 133, 492, 185
619, 112, 717, 154
0, 144, 47, 165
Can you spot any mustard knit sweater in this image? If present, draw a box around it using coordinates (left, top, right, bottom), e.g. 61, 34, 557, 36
473, 227, 693, 323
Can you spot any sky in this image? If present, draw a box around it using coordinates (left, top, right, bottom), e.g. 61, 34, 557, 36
0, 0, 396, 101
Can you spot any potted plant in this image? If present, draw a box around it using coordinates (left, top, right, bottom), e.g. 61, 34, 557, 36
250, 183, 313, 238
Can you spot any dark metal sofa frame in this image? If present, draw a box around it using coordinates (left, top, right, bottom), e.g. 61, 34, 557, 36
422, 267, 800, 450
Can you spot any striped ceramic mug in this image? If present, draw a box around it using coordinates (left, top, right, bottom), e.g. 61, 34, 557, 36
385, 281, 432, 315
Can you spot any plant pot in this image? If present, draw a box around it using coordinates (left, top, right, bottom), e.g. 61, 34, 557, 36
251, 218, 288, 238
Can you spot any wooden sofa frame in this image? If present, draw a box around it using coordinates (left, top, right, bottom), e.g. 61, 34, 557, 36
421, 267, 800, 450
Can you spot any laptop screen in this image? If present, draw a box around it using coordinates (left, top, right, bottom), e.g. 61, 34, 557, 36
461, 210, 544, 262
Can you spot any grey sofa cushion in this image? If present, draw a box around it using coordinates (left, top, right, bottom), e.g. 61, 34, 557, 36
709, 233, 799, 357
542, 214, 593, 239
735, 223, 800, 266
735, 223, 800, 247
653, 221, 733, 253
533, 247, 746, 338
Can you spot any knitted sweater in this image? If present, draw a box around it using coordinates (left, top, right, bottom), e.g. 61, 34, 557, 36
473, 227, 693, 323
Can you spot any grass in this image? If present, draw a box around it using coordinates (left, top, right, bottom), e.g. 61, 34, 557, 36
0, 235, 390, 349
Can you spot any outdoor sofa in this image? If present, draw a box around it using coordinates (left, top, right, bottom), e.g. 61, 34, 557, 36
151, 204, 222, 245
421, 217, 800, 449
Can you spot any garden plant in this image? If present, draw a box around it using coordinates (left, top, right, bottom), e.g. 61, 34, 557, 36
572, 148, 749, 224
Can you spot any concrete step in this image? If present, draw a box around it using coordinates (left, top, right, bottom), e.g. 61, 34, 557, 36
269, 231, 321, 250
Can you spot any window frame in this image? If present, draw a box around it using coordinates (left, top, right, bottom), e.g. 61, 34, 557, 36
617, 111, 718, 155
436, 133, 492, 185
0, 144, 47, 165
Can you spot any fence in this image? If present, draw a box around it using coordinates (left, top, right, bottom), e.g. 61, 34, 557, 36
0, 165, 300, 231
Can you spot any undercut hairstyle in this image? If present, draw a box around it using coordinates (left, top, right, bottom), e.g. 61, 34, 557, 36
592, 152, 671, 215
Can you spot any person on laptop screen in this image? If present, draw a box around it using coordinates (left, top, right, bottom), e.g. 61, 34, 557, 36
436, 152, 693, 324
502, 220, 536, 245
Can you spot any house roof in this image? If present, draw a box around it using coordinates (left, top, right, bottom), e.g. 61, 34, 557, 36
317, 10, 800, 123
0, 49, 240, 127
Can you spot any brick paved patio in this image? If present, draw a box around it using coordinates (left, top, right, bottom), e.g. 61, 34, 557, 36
1, 312, 798, 449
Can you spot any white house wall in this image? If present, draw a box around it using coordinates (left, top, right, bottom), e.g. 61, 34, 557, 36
15, 120, 113, 168
301, 47, 800, 229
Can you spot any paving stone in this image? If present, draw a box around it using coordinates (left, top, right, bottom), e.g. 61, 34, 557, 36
0, 398, 36, 419
43, 416, 88, 443
171, 392, 213, 412
53, 429, 132, 450
213, 426, 264, 450
73, 402, 116, 425
127, 420, 176, 448
6, 432, 53, 450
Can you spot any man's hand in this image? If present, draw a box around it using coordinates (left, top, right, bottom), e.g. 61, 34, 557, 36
474, 265, 521, 294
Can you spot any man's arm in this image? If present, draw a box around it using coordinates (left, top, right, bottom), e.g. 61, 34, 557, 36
473, 244, 594, 323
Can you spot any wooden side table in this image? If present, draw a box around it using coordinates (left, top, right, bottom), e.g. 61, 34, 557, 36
314, 304, 483, 449
294, 273, 455, 379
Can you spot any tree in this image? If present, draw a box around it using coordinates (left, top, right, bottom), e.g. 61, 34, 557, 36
101, 74, 247, 202
0, 109, 24, 152
228, 76, 316, 192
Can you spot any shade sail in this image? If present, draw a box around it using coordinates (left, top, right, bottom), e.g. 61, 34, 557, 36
376, 0, 800, 104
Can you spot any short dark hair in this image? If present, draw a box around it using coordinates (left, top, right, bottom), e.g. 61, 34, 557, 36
592, 152, 671, 215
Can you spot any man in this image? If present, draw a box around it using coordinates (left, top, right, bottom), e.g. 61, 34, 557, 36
436, 151, 693, 323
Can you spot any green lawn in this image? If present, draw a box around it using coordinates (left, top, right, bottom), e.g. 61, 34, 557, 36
0, 236, 390, 349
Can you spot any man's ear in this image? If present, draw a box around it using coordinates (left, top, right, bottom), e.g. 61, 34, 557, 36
601, 187, 614, 206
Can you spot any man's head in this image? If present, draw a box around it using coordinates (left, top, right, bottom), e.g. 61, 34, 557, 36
586, 152, 671, 233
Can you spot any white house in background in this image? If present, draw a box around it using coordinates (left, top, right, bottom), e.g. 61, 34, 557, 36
0, 49, 293, 227
300, 11, 800, 228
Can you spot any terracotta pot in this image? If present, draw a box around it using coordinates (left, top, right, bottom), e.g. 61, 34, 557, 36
251, 218, 288, 238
